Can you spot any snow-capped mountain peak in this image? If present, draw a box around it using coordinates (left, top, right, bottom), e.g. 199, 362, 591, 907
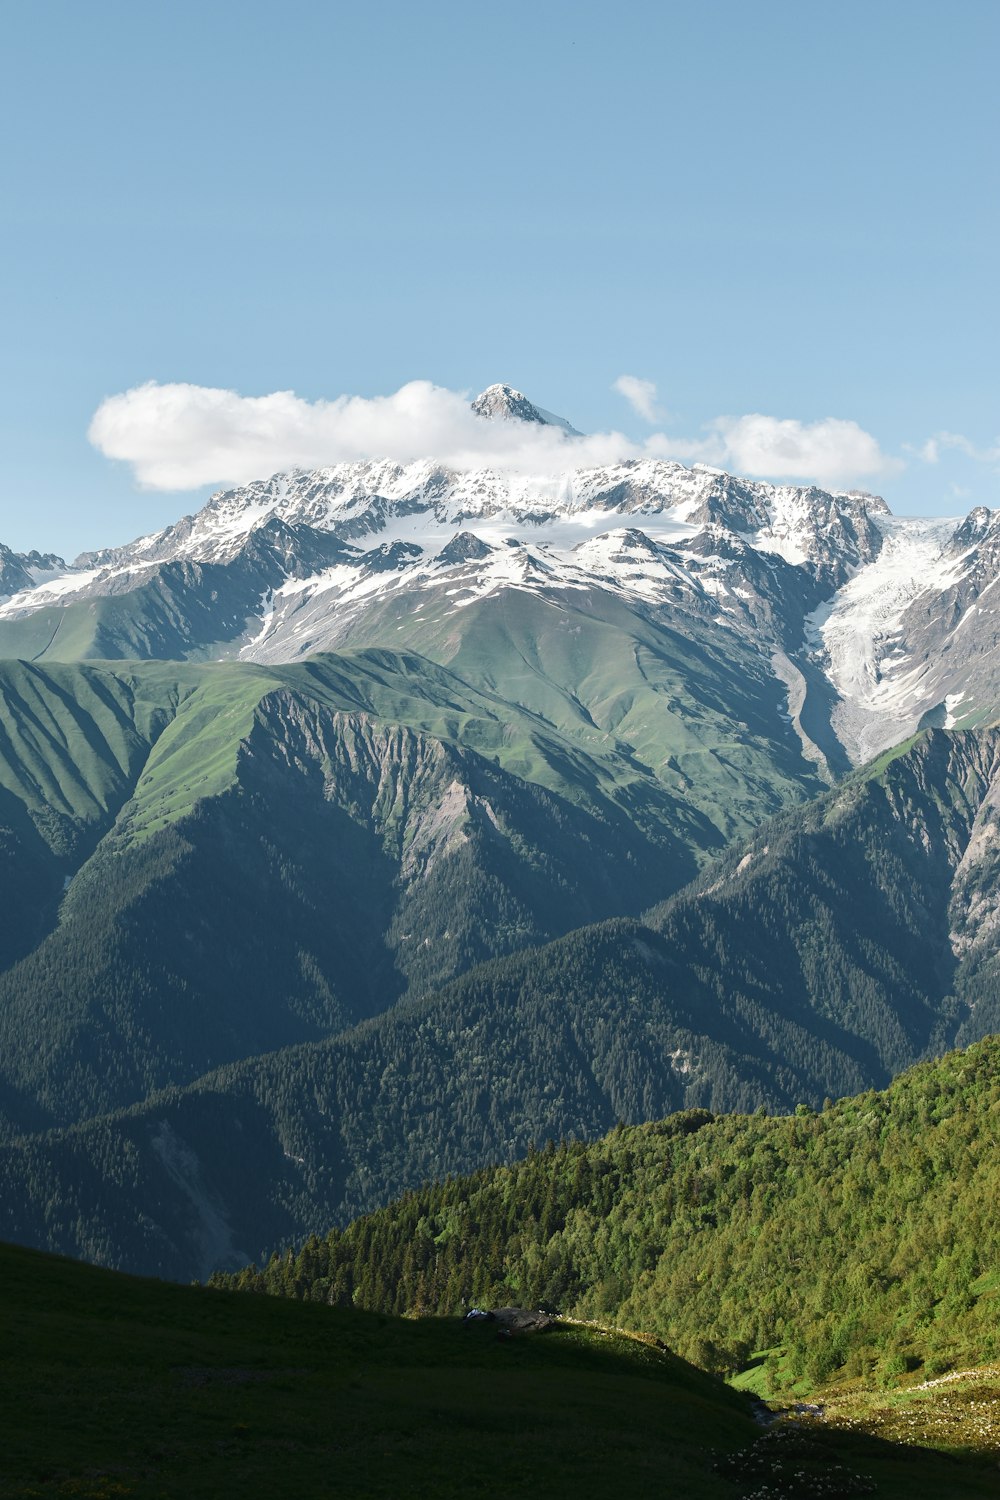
470, 383, 580, 434
3, 447, 999, 774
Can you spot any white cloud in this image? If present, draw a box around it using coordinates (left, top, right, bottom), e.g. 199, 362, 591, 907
705, 414, 903, 485
88, 379, 636, 491
639, 416, 901, 485
88, 378, 899, 493
613, 374, 663, 424
910, 431, 1000, 465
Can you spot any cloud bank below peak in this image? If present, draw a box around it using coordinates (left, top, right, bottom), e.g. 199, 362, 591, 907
88, 378, 902, 494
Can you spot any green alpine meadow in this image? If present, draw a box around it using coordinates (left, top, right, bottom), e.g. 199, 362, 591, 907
15, 1234, 1000, 1500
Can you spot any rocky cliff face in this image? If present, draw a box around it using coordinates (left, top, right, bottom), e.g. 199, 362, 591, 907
0, 543, 65, 602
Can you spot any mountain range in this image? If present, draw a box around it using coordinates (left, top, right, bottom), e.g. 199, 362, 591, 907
1, 384, 999, 1281
3, 384, 999, 771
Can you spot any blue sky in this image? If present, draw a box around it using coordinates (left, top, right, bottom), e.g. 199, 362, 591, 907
1, 0, 997, 557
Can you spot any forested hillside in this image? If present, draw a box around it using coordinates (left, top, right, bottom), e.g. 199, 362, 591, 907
4, 725, 1000, 1279
217, 1036, 1000, 1391
1, 644, 755, 1135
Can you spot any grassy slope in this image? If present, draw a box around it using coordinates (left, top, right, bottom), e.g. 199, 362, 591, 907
0, 634, 819, 1118
0, 607, 830, 1132
211, 1038, 1000, 1394
0, 559, 266, 665
342, 585, 825, 850
0, 647, 732, 868
0, 1240, 754, 1500
3, 1241, 997, 1500
268, 646, 699, 847
822, 1371, 1000, 1473
7, 643, 761, 1141
0, 658, 274, 849
731, 1359, 1000, 1493
0, 575, 827, 853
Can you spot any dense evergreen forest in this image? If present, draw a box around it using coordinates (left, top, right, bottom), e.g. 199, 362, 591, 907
215, 1037, 1000, 1390
4, 724, 1000, 1280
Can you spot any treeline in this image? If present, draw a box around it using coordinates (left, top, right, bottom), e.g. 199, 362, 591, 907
215, 1036, 1000, 1389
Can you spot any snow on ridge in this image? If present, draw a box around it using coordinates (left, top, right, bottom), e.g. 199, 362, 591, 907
6, 450, 999, 773
944, 691, 968, 729
0, 459, 978, 726
138, 455, 890, 569
0, 566, 100, 617
743, 487, 832, 566
240, 522, 740, 661
805, 512, 973, 760
39, 454, 891, 588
